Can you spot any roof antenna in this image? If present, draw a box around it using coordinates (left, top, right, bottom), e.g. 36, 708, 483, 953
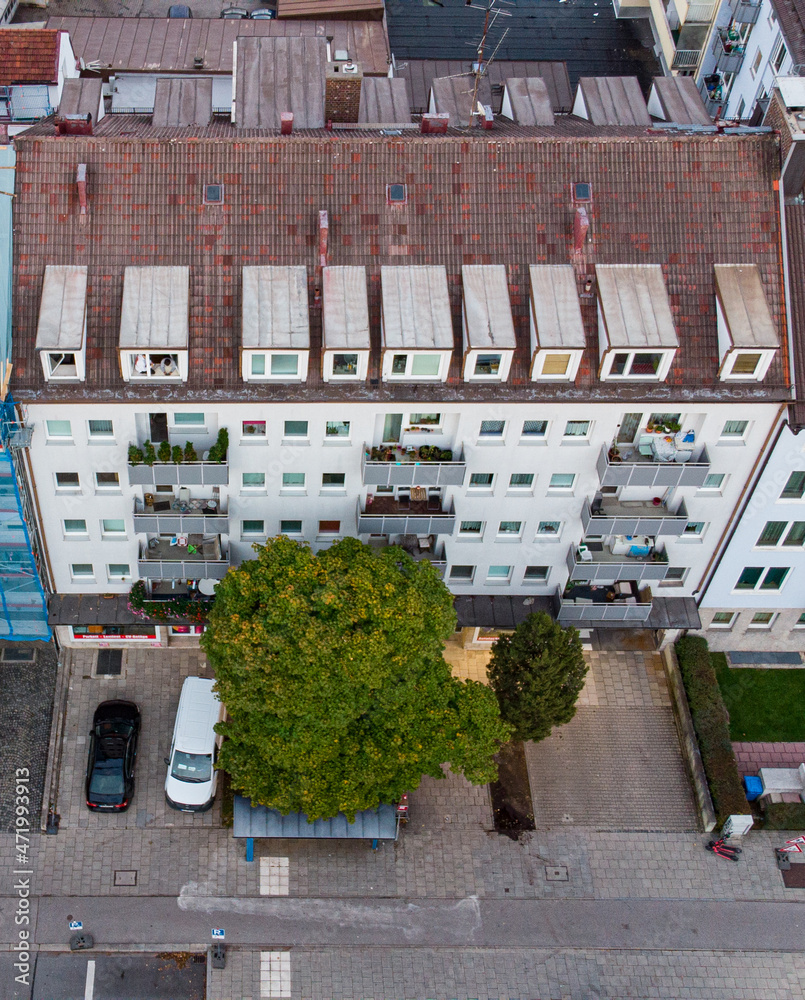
465, 0, 512, 127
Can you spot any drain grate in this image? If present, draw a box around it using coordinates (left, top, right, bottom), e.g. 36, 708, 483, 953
114, 870, 137, 886
545, 865, 569, 882
96, 649, 123, 676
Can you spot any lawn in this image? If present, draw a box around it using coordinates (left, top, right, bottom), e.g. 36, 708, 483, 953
713, 653, 805, 742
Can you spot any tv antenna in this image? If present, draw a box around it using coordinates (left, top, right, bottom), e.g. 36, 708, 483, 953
465, 0, 513, 126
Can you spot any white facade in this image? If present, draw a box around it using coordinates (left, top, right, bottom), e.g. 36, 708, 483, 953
696, 420, 805, 649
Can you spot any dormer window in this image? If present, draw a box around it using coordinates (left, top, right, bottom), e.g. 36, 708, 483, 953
381, 266, 452, 382
242, 266, 310, 383
529, 265, 584, 382
322, 266, 370, 382
714, 264, 778, 381
461, 265, 516, 383
36, 265, 87, 382
596, 264, 678, 382
119, 266, 189, 383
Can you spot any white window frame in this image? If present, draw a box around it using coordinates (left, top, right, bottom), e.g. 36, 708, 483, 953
463, 348, 513, 383
172, 412, 206, 432
321, 473, 347, 492
322, 350, 369, 382
241, 519, 266, 539
382, 350, 450, 382
242, 350, 309, 384
283, 420, 309, 441
120, 350, 188, 383
562, 420, 592, 442
699, 473, 726, 494
659, 566, 688, 587
325, 420, 351, 442
54, 472, 80, 493
467, 472, 495, 492
241, 472, 267, 493
780, 471, 805, 501
101, 519, 127, 540
242, 420, 267, 440
734, 566, 791, 592
521, 419, 549, 443
281, 472, 306, 493
279, 520, 303, 537
709, 611, 736, 629
548, 473, 576, 493
719, 350, 775, 381
458, 520, 485, 539
87, 419, 115, 441
107, 563, 132, 582
41, 348, 86, 382
70, 563, 95, 581
600, 349, 675, 382
507, 473, 535, 494
536, 520, 562, 539
63, 518, 88, 538
530, 349, 582, 382
95, 472, 121, 492
748, 611, 778, 629
523, 565, 550, 583
46, 419, 73, 441
485, 564, 513, 584
449, 565, 476, 583
478, 419, 506, 441
718, 419, 750, 442
496, 520, 523, 539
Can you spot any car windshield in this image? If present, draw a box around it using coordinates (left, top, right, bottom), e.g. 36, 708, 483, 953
171, 751, 212, 783
89, 759, 124, 796
97, 721, 134, 737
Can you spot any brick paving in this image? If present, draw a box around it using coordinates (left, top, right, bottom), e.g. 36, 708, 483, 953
733, 741, 805, 777
579, 649, 670, 708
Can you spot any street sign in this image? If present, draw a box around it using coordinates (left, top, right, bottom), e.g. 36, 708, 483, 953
212, 928, 225, 940
68, 921, 83, 931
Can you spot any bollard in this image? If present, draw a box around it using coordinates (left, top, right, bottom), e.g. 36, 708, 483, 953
69, 933, 94, 951
211, 944, 226, 969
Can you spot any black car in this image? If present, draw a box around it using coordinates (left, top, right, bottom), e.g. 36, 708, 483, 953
168, 4, 193, 15
85, 700, 140, 811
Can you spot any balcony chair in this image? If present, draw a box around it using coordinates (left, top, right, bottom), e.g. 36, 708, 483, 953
427, 489, 442, 512
397, 489, 411, 510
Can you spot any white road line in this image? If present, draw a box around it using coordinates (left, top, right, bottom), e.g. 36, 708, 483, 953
84, 959, 96, 1000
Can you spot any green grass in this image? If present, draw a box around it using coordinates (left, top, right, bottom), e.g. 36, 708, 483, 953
713, 653, 805, 742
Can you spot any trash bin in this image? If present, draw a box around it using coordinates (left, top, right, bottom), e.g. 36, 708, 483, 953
743, 775, 763, 802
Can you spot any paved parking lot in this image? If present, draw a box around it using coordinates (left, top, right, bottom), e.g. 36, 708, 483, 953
31, 953, 206, 1000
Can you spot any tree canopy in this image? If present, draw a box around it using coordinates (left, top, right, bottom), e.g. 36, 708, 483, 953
487, 612, 588, 743
202, 536, 510, 820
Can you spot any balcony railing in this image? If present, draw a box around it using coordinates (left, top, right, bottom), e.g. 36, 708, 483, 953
137, 537, 230, 580
672, 49, 702, 69
556, 583, 654, 625
128, 458, 228, 487
566, 542, 670, 583
598, 443, 710, 489
362, 445, 466, 487
685, 2, 716, 22
713, 28, 745, 72
357, 496, 456, 535
582, 496, 688, 536
732, 0, 761, 24
132, 499, 229, 535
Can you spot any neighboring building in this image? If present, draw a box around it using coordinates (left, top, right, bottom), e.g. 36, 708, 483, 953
8, 93, 790, 648
0, 29, 79, 136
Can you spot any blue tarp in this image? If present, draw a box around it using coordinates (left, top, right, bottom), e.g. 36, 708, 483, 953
233, 795, 398, 840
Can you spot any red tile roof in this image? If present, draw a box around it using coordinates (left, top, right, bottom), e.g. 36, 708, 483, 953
10, 131, 789, 405
0, 29, 61, 87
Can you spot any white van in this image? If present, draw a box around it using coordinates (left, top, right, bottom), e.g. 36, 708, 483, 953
165, 676, 225, 812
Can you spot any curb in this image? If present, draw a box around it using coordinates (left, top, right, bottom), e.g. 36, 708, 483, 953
39, 647, 74, 833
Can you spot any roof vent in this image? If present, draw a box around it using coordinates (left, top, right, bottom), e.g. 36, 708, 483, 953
341, 61, 359, 74
573, 207, 589, 255
193, 55, 204, 69
76, 163, 88, 216
334, 49, 349, 61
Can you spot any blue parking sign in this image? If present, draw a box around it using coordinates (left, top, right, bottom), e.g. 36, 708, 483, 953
68, 921, 83, 931
212, 928, 225, 940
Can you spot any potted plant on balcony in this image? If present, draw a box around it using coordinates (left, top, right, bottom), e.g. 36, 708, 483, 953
184, 442, 197, 462
158, 440, 172, 463
172, 445, 184, 464
207, 427, 229, 464
143, 440, 157, 466
128, 445, 144, 466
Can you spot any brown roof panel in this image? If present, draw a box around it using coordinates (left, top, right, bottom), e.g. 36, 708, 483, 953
501, 78, 555, 126
234, 35, 326, 129
575, 76, 651, 127
277, 0, 384, 17
0, 29, 61, 86
649, 76, 711, 126
152, 77, 213, 127
358, 76, 411, 124
430, 74, 493, 127
58, 77, 103, 119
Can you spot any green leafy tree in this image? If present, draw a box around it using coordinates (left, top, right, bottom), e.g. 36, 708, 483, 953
202, 536, 510, 820
487, 612, 588, 743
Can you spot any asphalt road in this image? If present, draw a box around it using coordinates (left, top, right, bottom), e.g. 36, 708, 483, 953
20, 895, 805, 952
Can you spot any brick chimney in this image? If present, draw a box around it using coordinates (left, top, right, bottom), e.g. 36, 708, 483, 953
280, 112, 293, 135
324, 60, 363, 124
76, 163, 88, 215
55, 113, 93, 137
573, 207, 589, 256
421, 113, 449, 134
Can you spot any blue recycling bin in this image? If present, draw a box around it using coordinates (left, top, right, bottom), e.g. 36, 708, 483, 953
743, 775, 763, 802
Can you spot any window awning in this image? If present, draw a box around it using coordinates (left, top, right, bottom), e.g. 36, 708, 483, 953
462, 265, 516, 350
119, 266, 189, 350
381, 265, 453, 350
322, 266, 370, 350
529, 265, 585, 348
714, 264, 778, 349
596, 264, 678, 349
242, 266, 310, 350
35, 265, 87, 351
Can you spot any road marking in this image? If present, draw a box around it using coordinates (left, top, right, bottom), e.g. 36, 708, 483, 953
260, 951, 291, 998
260, 856, 289, 896
84, 960, 96, 1000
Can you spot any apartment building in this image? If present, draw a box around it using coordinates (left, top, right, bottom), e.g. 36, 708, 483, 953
9, 107, 790, 648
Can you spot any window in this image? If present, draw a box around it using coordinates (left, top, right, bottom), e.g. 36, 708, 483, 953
549, 473, 575, 491
127, 353, 181, 380
459, 521, 484, 536
497, 520, 522, 536
606, 352, 665, 378
387, 353, 444, 379
710, 611, 736, 628
410, 413, 441, 426
784, 522, 805, 547
749, 611, 776, 628
486, 564, 512, 583
243, 420, 266, 437
474, 354, 501, 376
524, 566, 549, 582
735, 97, 745, 119
46, 420, 72, 439
331, 354, 359, 377
757, 521, 786, 547
282, 472, 305, 489
318, 520, 340, 534
563, 420, 590, 439
750, 48, 762, 77
271, 355, 299, 376
522, 420, 548, 439
322, 473, 346, 488
245, 352, 307, 382
701, 473, 725, 491
242, 472, 266, 490
173, 413, 205, 427
762, 566, 789, 590
88, 419, 114, 438
64, 518, 88, 535
107, 563, 131, 580
736, 566, 790, 591
250, 355, 266, 376
280, 520, 302, 535
781, 471, 805, 500
736, 566, 763, 590
242, 519, 265, 536
537, 521, 561, 536
95, 472, 120, 490
71, 563, 94, 579
683, 521, 705, 537
795, 612, 805, 628
721, 420, 748, 439
479, 420, 505, 438
539, 353, 572, 377
387, 183, 407, 204
662, 567, 687, 586
772, 40, 787, 73
449, 565, 475, 581
44, 352, 81, 381
729, 353, 762, 377
508, 473, 534, 490
468, 473, 494, 489
284, 420, 308, 438
55, 472, 80, 491
101, 519, 126, 536
204, 183, 224, 204
325, 421, 350, 438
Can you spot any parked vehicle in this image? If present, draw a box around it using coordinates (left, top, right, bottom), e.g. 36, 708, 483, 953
85, 700, 140, 812
220, 6, 249, 17
168, 4, 193, 15
165, 676, 225, 812
250, 8, 277, 17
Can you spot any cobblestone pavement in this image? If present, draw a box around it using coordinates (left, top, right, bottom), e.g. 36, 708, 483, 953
208, 946, 805, 1000
0, 644, 57, 833
734, 741, 805, 776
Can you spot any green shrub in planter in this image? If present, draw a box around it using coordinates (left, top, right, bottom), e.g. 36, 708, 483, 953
761, 802, 805, 830
128, 445, 144, 466
143, 440, 157, 466
172, 445, 184, 464
208, 427, 229, 463
158, 439, 171, 463
184, 441, 197, 463
675, 635, 747, 823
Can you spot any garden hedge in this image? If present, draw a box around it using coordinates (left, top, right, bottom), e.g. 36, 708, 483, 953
762, 802, 805, 830
675, 636, 747, 823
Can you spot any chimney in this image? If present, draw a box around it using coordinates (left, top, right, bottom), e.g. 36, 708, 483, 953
314, 209, 329, 308
573, 207, 589, 255
76, 163, 88, 216
55, 113, 93, 136
420, 113, 449, 135
281, 112, 293, 135
324, 59, 363, 124
481, 104, 494, 130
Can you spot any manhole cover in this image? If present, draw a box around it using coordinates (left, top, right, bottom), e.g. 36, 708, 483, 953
545, 865, 569, 882
96, 649, 123, 676
114, 870, 137, 886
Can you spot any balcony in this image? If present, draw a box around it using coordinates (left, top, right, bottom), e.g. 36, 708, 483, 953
357, 496, 456, 535
137, 535, 230, 580
132, 499, 229, 535
362, 445, 466, 488
713, 28, 745, 72
582, 496, 688, 536
556, 582, 654, 625
566, 540, 670, 583
128, 459, 228, 487
397, 535, 447, 578
598, 443, 710, 489
732, 0, 760, 24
